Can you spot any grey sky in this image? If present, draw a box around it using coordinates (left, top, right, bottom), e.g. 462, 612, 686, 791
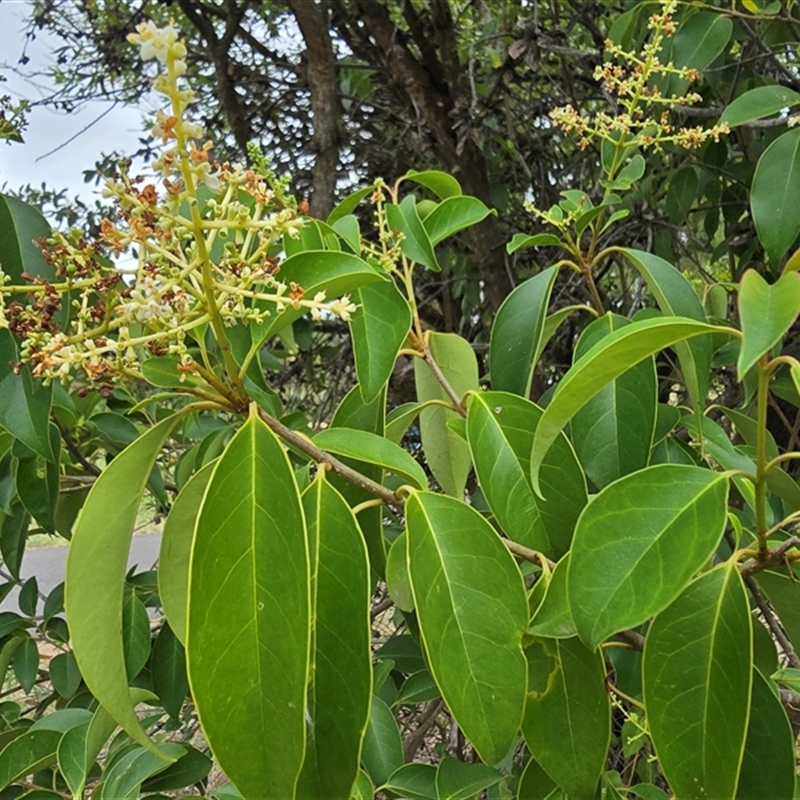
0, 0, 146, 206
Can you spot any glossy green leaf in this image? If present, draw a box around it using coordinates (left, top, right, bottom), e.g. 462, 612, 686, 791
0, 504, 29, 579
467, 392, 586, 559
720, 85, 800, 127
16, 438, 59, 533
737, 269, 800, 377
401, 169, 462, 199
0, 194, 53, 285
571, 314, 657, 488
414, 332, 478, 497
568, 465, 728, 649
97, 743, 184, 800
327, 187, 372, 224
12, 636, 38, 693
621, 248, 712, 411
385, 531, 414, 612
644, 564, 752, 800
435, 757, 503, 799
385, 402, 420, 444
664, 12, 732, 95
382, 763, 437, 799
187, 412, 310, 800
0, 729, 61, 790
254, 250, 382, 340
529, 317, 729, 492
423, 196, 493, 245
122, 592, 150, 680
141, 356, 190, 388
152, 623, 188, 721
406, 491, 528, 764
736, 668, 796, 799
522, 637, 610, 798
329, 385, 386, 576
361, 695, 403, 787
387, 195, 440, 271
350, 279, 411, 403
66, 412, 183, 755
0, 330, 53, 461
142, 745, 212, 792
528, 557, 576, 639
50, 651, 81, 699
754, 569, 800, 645
313, 427, 427, 489
517, 757, 557, 800
18, 575, 37, 616
752, 127, 800, 265
57, 702, 125, 799
331, 214, 360, 252
489, 267, 558, 397
297, 475, 371, 799
507, 233, 563, 253
158, 460, 215, 647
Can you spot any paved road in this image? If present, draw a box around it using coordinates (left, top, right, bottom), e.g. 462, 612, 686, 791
1, 532, 162, 614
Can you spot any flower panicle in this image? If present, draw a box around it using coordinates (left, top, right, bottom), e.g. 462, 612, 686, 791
0, 20, 357, 388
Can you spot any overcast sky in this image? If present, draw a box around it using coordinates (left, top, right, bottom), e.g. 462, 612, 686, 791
0, 0, 146, 206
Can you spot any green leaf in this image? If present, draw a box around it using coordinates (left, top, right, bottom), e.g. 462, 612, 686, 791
141, 356, 191, 388
383, 763, 437, 799
467, 392, 586, 560
16, 439, 59, 533
142, 745, 212, 792
736, 668, 796, 799
754, 570, 800, 645
385, 402, 421, 445
522, 637, 610, 798
313, 427, 426, 489
644, 564, 752, 800
571, 314, 657, 488
152, 623, 188, 721
328, 187, 372, 224
350, 279, 411, 403
507, 233, 563, 253
435, 757, 503, 799
297, 475, 372, 799
0, 330, 54, 461
529, 317, 730, 492
489, 267, 558, 397
664, 12, 733, 95
187, 412, 310, 800
752, 127, 800, 266
621, 249, 712, 411
423, 196, 494, 245
97, 743, 184, 800
66, 413, 184, 756
517, 757, 557, 800
122, 592, 150, 680
158, 460, 215, 647
385, 531, 414, 612
387, 195, 440, 271
0, 194, 54, 285
568, 465, 729, 649
528, 557, 576, 639
12, 637, 38, 693
361, 695, 403, 787
0, 729, 61, 790
50, 651, 81, 699
254, 250, 381, 340
414, 332, 478, 497
401, 170, 463, 199
406, 491, 528, 764
57, 703, 123, 799
331, 214, 360, 252
737, 269, 800, 377
720, 85, 800, 127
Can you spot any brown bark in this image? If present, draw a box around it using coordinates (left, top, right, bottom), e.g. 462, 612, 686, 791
347, 0, 513, 309
287, 0, 343, 218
